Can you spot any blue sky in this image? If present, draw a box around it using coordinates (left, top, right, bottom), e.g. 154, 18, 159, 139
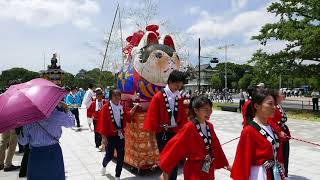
0, 0, 284, 74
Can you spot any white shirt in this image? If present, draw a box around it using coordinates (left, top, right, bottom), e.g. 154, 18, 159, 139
311, 91, 319, 98
250, 120, 275, 180
259, 124, 275, 139
110, 101, 123, 128
250, 166, 267, 180
82, 88, 94, 108
164, 85, 180, 127
200, 123, 208, 136
95, 99, 103, 111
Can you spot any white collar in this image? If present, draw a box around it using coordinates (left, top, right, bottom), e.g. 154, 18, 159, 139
110, 101, 122, 109
164, 85, 180, 98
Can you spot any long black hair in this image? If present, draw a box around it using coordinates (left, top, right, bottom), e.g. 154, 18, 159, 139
188, 95, 213, 118
245, 88, 277, 125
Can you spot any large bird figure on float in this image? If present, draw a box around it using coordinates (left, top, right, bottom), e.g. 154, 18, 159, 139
118, 24, 181, 110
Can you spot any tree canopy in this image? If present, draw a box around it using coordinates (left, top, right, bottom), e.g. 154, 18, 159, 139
0, 68, 115, 90
0, 68, 39, 88
252, 0, 320, 64
63, 68, 115, 89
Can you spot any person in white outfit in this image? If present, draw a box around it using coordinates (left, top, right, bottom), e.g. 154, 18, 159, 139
81, 83, 95, 130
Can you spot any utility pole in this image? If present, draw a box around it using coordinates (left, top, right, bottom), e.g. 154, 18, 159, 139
279, 74, 282, 89
101, 4, 119, 72
58, 54, 61, 67
198, 38, 201, 92
43, 53, 46, 71
218, 44, 234, 89
197, 38, 219, 93
118, 3, 124, 67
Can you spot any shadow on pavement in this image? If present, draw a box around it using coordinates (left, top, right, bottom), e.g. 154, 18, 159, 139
289, 175, 311, 180
106, 158, 184, 179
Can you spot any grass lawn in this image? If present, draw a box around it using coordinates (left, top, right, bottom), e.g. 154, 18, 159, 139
212, 102, 238, 110
286, 109, 320, 122
212, 102, 320, 122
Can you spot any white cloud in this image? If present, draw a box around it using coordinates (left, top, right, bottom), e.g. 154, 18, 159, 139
194, 40, 287, 64
183, 2, 286, 65
0, 0, 100, 29
243, 26, 262, 44
118, 0, 141, 9
185, 6, 201, 15
185, 40, 287, 64
187, 5, 277, 40
73, 17, 91, 29
231, 0, 248, 11
187, 40, 287, 65
226, 41, 288, 63
121, 17, 141, 37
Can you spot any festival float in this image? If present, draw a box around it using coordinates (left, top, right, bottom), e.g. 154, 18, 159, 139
117, 24, 183, 172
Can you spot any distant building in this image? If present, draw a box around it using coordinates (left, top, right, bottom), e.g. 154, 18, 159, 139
184, 64, 218, 92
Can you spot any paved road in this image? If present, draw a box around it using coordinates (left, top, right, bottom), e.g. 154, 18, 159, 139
2, 109, 320, 179
228, 97, 315, 110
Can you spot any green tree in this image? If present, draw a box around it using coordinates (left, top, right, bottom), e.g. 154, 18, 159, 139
62, 72, 76, 88
231, 82, 238, 89
308, 77, 320, 89
253, 0, 320, 64
0, 67, 115, 91
248, 50, 284, 88
211, 75, 221, 90
0, 68, 39, 88
238, 73, 253, 89
214, 62, 253, 89
70, 68, 115, 89
249, 49, 320, 89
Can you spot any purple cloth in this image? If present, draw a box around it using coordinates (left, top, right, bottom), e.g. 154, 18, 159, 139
18, 109, 75, 147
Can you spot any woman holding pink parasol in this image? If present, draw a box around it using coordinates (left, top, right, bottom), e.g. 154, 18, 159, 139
0, 78, 76, 179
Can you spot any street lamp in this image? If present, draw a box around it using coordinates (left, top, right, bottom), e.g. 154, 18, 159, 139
218, 44, 234, 90
198, 38, 219, 92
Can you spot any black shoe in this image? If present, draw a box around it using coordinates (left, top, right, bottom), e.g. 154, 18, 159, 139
19, 172, 27, 177
4, 165, 20, 172
0, 164, 3, 170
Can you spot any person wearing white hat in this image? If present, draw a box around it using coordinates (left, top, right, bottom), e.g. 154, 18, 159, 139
256, 83, 265, 90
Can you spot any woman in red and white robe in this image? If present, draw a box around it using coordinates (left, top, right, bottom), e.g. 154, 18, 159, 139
231, 89, 285, 180
160, 95, 230, 180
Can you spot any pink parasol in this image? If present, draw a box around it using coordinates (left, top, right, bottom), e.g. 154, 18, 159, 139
0, 78, 68, 133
